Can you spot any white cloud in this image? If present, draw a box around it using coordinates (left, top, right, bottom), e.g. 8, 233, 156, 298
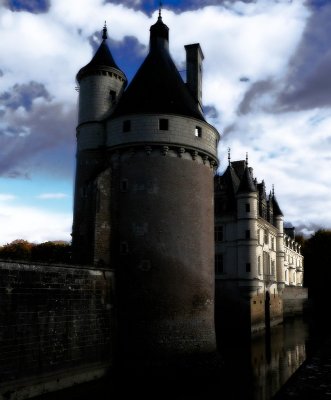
37, 193, 68, 199
0, 194, 16, 201
0, 203, 72, 245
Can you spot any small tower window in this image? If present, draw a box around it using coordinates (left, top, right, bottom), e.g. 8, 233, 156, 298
245, 230, 250, 239
246, 203, 250, 212
195, 126, 202, 137
215, 225, 224, 242
159, 118, 169, 130
215, 254, 224, 274
246, 263, 251, 273
123, 120, 131, 132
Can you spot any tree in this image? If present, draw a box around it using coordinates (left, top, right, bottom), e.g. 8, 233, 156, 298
0, 239, 33, 260
31, 241, 71, 263
303, 229, 331, 302
0, 240, 71, 263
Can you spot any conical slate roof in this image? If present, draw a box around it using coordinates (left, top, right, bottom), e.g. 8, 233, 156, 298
224, 164, 241, 194
77, 26, 125, 82
112, 15, 205, 120
272, 195, 283, 216
237, 166, 257, 193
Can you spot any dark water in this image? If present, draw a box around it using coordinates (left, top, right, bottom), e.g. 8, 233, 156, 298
217, 316, 309, 400
34, 317, 310, 400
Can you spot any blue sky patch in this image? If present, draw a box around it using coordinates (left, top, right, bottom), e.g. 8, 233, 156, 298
7, 0, 49, 13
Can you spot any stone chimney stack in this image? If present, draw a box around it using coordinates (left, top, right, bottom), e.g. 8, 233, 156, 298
185, 43, 204, 113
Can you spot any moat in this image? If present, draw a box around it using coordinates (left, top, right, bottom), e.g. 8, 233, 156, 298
218, 316, 309, 399
34, 316, 312, 400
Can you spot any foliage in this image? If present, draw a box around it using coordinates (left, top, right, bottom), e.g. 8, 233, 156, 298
0, 239, 33, 261
0, 240, 71, 263
302, 229, 331, 301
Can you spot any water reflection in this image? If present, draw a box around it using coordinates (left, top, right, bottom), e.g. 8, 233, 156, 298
34, 317, 309, 400
219, 317, 309, 400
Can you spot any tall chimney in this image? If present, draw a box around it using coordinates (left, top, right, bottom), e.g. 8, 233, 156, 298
185, 43, 204, 113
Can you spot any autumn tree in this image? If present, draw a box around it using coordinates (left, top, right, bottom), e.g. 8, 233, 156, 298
0, 239, 33, 260
0, 240, 71, 263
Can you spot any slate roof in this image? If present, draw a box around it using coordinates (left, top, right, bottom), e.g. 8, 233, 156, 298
112, 16, 205, 120
237, 166, 257, 193
77, 37, 125, 82
231, 160, 246, 180
272, 195, 284, 217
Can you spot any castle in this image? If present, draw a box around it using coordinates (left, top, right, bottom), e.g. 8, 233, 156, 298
0, 12, 308, 399
72, 12, 306, 347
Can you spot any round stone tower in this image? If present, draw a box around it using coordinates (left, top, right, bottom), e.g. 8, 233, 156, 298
73, 13, 220, 364
72, 24, 127, 263
108, 14, 220, 362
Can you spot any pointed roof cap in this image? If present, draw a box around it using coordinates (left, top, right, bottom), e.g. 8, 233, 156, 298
112, 15, 204, 120
214, 165, 240, 214
222, 163, 240, 194
150, 6, 169, 47
272, 192, 283, 216
237, 166, 257, 193
77, 22, 125, 82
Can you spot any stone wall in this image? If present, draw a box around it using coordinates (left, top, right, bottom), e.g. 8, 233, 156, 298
0, 260, 114, 399
283, 286, 308, 318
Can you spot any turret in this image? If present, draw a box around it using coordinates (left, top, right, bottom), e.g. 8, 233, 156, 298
76, 23, 127, 125
72, 24, 127, 263
273, 188, 285, 292
236, 161, 259, 290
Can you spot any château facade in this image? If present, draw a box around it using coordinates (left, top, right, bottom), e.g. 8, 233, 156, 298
214, 158, 306, 334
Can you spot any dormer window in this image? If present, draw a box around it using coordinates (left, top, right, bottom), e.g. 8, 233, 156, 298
159, 119, 169, 130
195, 126, 202, 137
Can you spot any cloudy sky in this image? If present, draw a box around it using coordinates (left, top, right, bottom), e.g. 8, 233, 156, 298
0, 0, 330, 244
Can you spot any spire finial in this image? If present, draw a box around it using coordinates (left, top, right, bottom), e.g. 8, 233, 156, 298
228, 147, 231, 166
102, 21, 107, 40
158, 1, 163, 19
272, 184, 275, 197
245, 152, 248, 166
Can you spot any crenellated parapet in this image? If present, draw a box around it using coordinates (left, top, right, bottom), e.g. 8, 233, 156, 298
108, 144, 218, 170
